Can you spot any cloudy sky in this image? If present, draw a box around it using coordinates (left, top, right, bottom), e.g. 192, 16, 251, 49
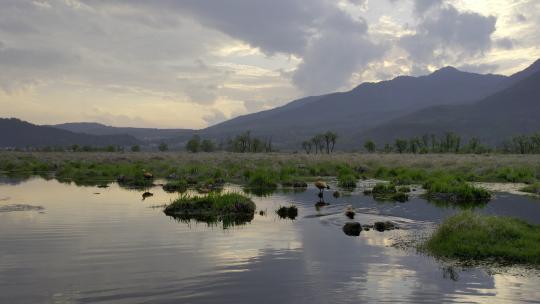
0, 0, 538, 129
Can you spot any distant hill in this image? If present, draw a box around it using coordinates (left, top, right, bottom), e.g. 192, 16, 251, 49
0, 118, 141, 148
360, 65, 540, 145
53, 122, 194, 142
197, 66, 509, 149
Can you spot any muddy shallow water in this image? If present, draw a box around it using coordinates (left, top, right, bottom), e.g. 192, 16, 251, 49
1, 177, 540, 303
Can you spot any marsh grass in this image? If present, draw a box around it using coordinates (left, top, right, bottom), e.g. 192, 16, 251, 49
163, 179, 188, 193
3, 152, 540, 188
422, 212, 540, 265
423, 176, 491, 204
246, 168, 278, 189
164, 192, 255, 228
371, 183, 409, 202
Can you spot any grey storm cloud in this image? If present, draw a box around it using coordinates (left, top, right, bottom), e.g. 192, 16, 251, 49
0, 0, 538, 115
413, 0, 443, 15
293, 31, 385, 94
515, 13, 527, 23
400, 4, 497, 64
84, 0, 382, 95
202, 109, 228, 126
86, 0, 334, 55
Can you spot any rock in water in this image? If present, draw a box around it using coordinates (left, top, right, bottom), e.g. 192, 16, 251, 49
343, 222, 362, 236
374, 221, 398, 232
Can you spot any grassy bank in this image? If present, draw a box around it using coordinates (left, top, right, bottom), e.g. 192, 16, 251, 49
422, 212, 540, 265
1, 152, 540, 189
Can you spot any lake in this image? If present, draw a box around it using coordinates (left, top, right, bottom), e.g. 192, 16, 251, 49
1, 177, 540, 303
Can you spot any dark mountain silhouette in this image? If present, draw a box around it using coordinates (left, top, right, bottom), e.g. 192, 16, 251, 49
361, 67, 540, 145
53, 122, 194, 142
196, 66, 508, 148
6, 59, 539, 150
0, 118, 140, 148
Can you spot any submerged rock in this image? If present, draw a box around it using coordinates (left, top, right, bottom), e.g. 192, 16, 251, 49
276, 205, 298, 220
343, 222, 362, 236
333, 191, 341, 198
374, 221, 398, 232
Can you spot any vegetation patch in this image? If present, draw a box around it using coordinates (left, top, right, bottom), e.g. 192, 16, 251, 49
281, 180, 308, 188
398, 186, 411, 193
370, 183, 408, 202
423, 176, 491, 204
164, 193, 256, 227
337, 166, 357, 189
162, 179, 188, 193
520, 182, 540, 195
246, 168, 278, 189
422, 212, 540, 265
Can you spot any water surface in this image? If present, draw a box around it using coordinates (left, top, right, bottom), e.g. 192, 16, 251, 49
1, 178, 540, 303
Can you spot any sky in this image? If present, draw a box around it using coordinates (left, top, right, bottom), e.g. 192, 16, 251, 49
0, 0, 538, 129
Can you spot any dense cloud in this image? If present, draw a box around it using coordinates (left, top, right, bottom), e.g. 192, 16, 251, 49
83, 0, 383, 94
0, 0, 538, 127
400, 4, 497, 66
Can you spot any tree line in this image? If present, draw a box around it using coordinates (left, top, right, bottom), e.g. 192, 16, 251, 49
186, 131, 272, 153
363, 132, 540, 154
301, 131, 338, 154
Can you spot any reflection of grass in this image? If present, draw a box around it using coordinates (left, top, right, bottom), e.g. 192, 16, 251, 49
422, 212, 540, 265
167, 212, 254, 229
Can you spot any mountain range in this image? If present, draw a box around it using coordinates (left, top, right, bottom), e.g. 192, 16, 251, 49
2, 58, 540, 150
0, 118, 140, 148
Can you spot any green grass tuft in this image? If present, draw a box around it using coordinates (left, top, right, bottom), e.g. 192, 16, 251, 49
164, 192, 255, 215
423, 176, 491, 204
423, 212, 540, 265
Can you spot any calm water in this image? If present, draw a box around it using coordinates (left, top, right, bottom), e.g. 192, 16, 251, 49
1, 178, 540, 303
